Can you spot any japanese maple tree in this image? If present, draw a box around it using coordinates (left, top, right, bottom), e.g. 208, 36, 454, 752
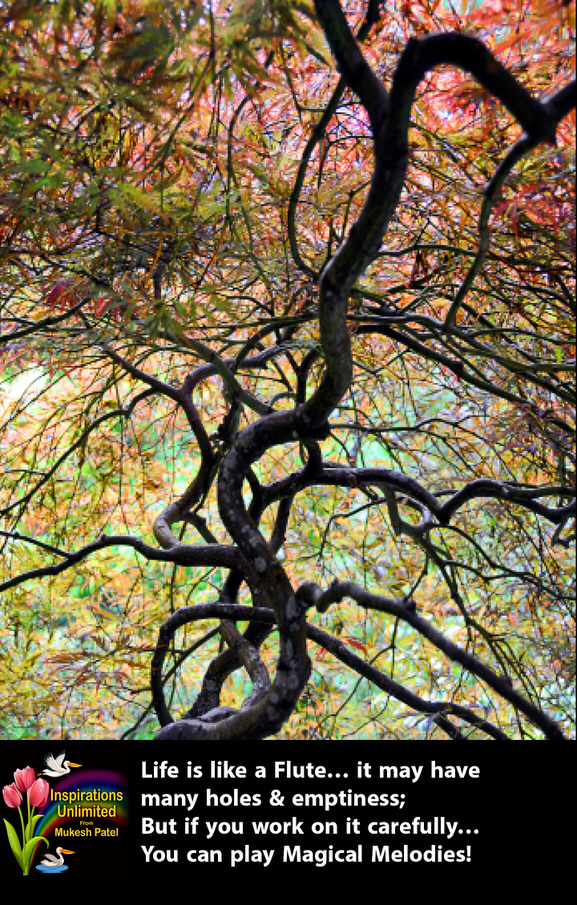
0, 0, 574, 740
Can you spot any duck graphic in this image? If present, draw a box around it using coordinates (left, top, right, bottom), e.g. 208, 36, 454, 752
37, 847, 75, 872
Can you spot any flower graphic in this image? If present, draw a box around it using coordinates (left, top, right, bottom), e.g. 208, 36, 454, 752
13, 767, 35, 793
3, 766, 50, 875
3, 783, 23, 809
27, 779, 50, 809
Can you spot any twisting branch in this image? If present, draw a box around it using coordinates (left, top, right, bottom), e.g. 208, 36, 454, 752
151, 602, 512, 741
296, 580, 566, 740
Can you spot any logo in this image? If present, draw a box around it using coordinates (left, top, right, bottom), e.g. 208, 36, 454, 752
2, 749, 128, 875
3, 763, 51, 875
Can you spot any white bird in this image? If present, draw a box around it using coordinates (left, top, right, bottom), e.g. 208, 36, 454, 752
42, 752, 82, 778
40, 847, 75, 868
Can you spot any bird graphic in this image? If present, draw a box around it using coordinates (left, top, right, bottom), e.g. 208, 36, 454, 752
39, 847, 75, 869
42, 752, 82, 778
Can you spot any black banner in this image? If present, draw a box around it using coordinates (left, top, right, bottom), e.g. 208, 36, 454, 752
0, 740, 572, 882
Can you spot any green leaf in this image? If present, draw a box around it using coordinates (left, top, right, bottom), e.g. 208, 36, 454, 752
24, 812, 44, 842
112, 182, 163, 215
3, 818, 24, 870
23, 834, 49, 869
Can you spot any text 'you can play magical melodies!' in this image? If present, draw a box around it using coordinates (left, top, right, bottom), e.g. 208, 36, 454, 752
138, 758, 482, 868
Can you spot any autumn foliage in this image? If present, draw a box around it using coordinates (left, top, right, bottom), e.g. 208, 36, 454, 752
0, 0, 575, 741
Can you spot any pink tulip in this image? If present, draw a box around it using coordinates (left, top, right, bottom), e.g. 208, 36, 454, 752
3, 782, 23, 808
13, 766, 36, 792
27, 777, 50, 808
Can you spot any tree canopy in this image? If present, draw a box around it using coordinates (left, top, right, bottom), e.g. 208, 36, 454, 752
0, 0, 575, 741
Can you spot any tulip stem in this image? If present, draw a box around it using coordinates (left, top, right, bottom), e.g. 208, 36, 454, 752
17, 805, 25, 848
